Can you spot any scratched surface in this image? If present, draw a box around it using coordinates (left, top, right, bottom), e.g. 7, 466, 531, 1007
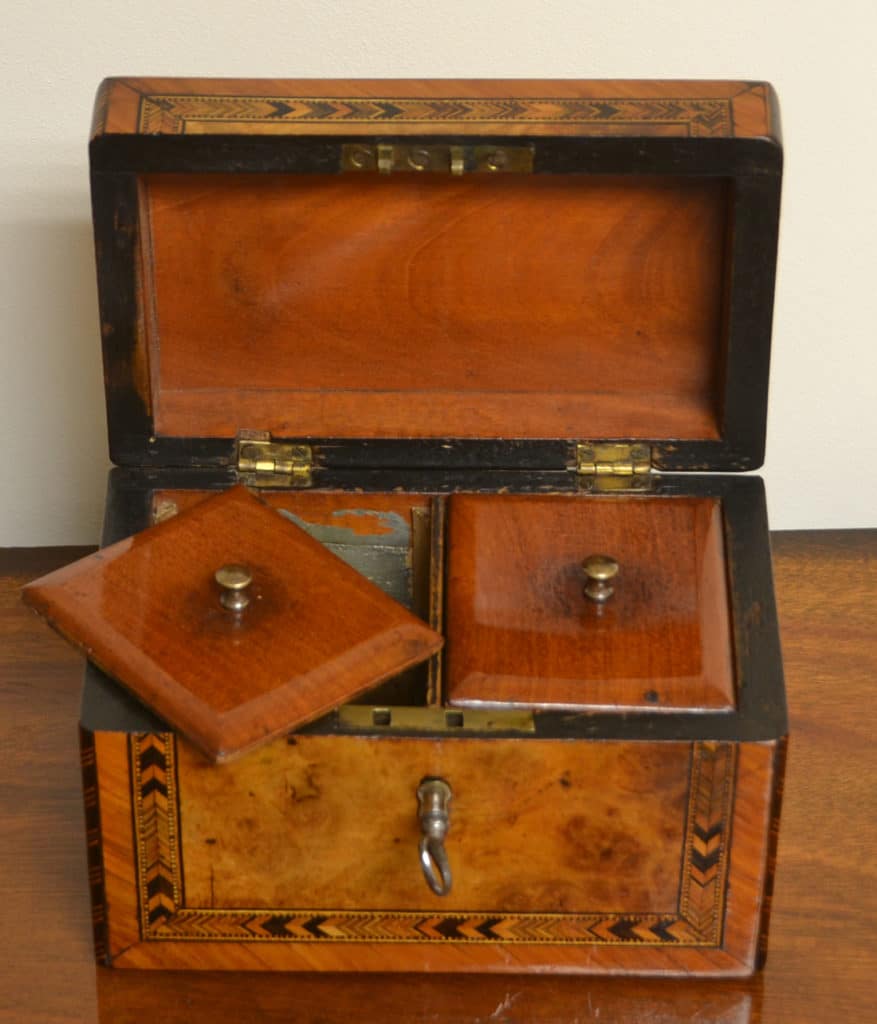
276, 508, 414, 607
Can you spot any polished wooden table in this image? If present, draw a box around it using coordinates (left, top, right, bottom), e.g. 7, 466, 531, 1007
1, 532, 875, 1023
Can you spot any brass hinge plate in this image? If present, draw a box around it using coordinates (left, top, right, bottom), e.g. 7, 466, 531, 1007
236, 431, 313, 488
341, 143, 534, 176
575, 443, 653, 492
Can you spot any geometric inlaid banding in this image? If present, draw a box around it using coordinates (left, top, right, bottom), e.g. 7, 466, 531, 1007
136, 95, 734, 138
130, 735, 736, 946
130, 733, 182, 934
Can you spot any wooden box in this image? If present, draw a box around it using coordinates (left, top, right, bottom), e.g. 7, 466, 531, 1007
39, 78, 786, 975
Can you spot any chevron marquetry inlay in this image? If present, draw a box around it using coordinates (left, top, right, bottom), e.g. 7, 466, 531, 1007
135, 94, 733, 137
129, 734, 736, 947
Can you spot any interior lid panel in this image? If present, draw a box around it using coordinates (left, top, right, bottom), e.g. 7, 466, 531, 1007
90, 78, 782, 470
140, 173, 728, 444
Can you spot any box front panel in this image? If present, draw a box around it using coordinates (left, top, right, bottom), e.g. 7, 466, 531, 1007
89, 729, 778, 973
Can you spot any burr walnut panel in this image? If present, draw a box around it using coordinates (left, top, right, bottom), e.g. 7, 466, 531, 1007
139, 173, 729, 441
175, 735, 691, 914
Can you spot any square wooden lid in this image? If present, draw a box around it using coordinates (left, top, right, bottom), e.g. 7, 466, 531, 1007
445, 493, 734, 713
22, 486, 443, 761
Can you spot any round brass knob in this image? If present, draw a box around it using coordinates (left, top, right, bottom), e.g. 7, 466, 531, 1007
582, 554, 619, 604
215, 564, 253, 613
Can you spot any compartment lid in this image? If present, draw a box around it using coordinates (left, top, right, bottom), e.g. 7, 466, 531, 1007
445, 493, 734, 713
91, 78, 782, 474
22, 485, 443, 761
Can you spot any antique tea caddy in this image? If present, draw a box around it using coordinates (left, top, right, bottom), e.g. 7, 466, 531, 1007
24, 78, 786, 975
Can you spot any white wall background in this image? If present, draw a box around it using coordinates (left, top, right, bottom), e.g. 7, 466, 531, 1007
2, 0, 875, 544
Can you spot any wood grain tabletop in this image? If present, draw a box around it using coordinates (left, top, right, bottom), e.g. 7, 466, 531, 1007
1, 532, 875, 1023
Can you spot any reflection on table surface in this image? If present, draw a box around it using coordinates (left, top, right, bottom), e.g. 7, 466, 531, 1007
97, 966, 758, 1024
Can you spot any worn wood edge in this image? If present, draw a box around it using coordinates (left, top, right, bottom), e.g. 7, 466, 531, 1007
756, 733, 788, 968
91, 79, 140, 138
80, 726, 110, 963
730, 83, 780, 143
110, 942, 755, 974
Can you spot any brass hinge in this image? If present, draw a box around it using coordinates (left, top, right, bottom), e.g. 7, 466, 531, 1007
575, 443, 653, 492
341, 143, 534, 176
236, 431, 313, 488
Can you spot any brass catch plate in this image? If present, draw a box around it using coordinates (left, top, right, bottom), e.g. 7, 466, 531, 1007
337, 706, 535, 734
341, 143, 534, 176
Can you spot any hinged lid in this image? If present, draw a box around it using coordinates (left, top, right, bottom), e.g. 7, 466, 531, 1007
22, 486, 443, 761
91, 78, 782, 475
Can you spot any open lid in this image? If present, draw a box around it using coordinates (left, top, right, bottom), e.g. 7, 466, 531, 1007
22, 486, 443, 761
90, 78, 782, 474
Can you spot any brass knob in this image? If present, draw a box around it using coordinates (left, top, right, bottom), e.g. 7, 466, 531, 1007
582, 554, 619, 604
215, 564, 252, 613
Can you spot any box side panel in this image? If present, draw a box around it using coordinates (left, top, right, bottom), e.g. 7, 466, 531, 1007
721, 739, 780, 971
94, 731, 143, 960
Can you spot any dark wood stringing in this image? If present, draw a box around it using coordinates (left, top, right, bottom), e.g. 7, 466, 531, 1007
757, 733, 789, 967
79, 726, 109, 963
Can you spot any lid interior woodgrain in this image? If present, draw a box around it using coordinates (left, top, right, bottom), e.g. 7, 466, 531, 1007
22, 486, 443, 761
91, 79, 781, 469
138, 172, 729, 443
